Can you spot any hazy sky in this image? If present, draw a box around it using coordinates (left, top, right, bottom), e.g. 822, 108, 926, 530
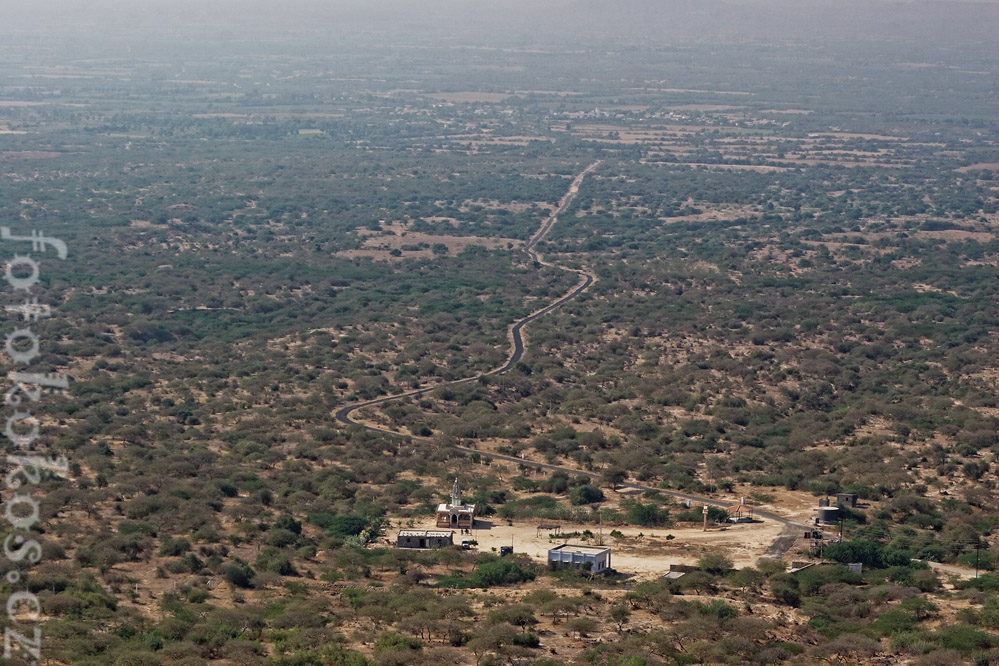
2, 0, 996, 53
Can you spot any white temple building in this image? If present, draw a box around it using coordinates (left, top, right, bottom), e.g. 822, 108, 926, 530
436, 478, 476, 529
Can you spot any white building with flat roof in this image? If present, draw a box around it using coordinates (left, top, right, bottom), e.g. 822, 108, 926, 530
397, 530, 453, 549
547, 544, 612, 573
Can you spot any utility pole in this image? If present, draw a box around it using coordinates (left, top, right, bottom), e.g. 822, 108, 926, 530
702, 505, 708, 532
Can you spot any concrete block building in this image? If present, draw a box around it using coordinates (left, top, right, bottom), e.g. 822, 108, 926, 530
397, 530, 453, 549
547, 544, 612, 573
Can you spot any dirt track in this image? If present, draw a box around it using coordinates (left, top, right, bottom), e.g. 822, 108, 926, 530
336, 161, 811, 568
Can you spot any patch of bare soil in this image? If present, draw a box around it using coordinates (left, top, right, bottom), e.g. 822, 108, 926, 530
956, 162, 999, 172
675, 163, 791, 172
919, 229, 996, 241
339, 221, 522, 261
394, 515, 788, 579
428, 92, 512, 103
513, 89, 582, 97
808, 131, 906, 141
0, 150, 61, 160
760, 108, 813, 114
667, 104, 745, 112
635, 86, 753, 96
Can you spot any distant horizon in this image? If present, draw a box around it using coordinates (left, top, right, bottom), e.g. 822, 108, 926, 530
3, 0, 997, 55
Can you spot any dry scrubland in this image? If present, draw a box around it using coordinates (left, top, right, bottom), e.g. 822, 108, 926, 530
1, 4, 998, 665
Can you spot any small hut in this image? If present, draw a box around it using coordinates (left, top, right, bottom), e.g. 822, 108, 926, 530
726, 504, 756, 522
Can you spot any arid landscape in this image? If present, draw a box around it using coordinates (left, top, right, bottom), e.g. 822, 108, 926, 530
1, 1, 998, 665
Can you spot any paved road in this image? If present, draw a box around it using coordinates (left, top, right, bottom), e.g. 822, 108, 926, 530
334, 160, 811, 533
916, 560, 981, 580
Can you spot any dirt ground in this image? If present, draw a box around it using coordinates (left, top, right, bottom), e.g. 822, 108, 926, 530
338, 220, 521, 261
428, 92, 512, 103
396, 514, 791, 580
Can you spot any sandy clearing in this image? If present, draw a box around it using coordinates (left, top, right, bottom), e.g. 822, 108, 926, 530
669, 163, 791, 172
429, 92, 511, 103
514, 90, 583, 96
920, 229, 996, 241
666, 104, 745, 112
957, 162, 999, 173
339, 220, 522, 260
808, 131, 905, 141
0, 150, 61, 160
398, 516, 791, 579
634, 87, 753, 96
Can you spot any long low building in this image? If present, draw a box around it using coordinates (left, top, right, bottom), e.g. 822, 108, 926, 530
397, 530, 453, 549
547, 543, 612, 573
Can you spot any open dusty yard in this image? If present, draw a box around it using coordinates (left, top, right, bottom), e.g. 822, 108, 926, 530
395, 515, 792, 580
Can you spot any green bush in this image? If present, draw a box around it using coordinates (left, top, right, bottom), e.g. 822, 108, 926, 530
513, 632, 540, 647
159, 537, 191, 557
674, 506, 728, 523
256, 548, 297, 576
958, 573, 999, 592
795, 564, 862, 595
309, 514, 369, 537
681, 599, 738, 620
625, 501, 670, 527
119, 521, 157, 536
824, 539, 908, 569
274, 514, 303, 535
223, 563, 255, 589
933, 624, 999, 654
697, 554, 734, 576
569, 484, 605, 506
373, 631, 422, 657
871, 609, 918, 637
470, 557, 536, 588
770, 573, 801, 607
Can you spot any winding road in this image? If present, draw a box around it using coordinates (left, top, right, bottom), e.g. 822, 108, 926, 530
334, 161, 599, 420
334, 161, 810, 534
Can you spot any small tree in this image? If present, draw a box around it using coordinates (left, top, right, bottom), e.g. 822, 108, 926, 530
610, 603, 631, 634
600, 467, 628, 491
698, 553, 734, 576
728, 567, 764, 593
565, 617, 598, 638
